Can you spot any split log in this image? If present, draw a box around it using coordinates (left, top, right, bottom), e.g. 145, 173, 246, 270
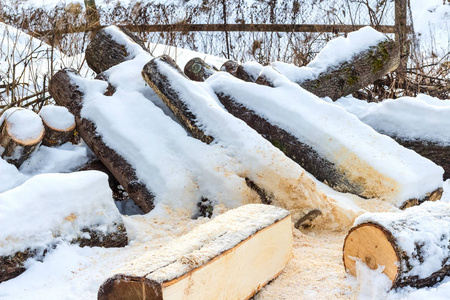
98, 204, 292, 300
39, 105, 76, 147
0, 108, 44, 167
184, 58, 216, 82
220, 60, 253, 82
206, 67, 443, 208
85, 26, 147, 74
343, 201, 450, 289
49, 68, 155, 213
0, 171, 127, 283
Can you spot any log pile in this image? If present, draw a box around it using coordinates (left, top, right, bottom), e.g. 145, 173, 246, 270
343, 201, 450, 289
98, 204, 292, 300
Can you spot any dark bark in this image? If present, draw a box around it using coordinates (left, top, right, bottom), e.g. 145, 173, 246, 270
85, 26, 147, 74
0, 225, 127, 283
184, 58, 216, 82
220, 60, 253, 82
41, 120, 76, 147
142, 55, 214, 144
395, 139, 450, 180
49, 68, 155, 213
297, 40, 401, 100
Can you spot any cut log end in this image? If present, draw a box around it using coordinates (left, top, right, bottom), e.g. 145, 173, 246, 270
220, 60, 254, 82
184, 58, 215, 82
343, 223, 399, 284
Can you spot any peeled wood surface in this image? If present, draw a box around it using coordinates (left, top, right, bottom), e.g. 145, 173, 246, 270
344, 221, 450, 289
49, 68, 155, 213
85, 26, 147, 74
0, 113, 44, 167
343, 223, 399, 282
41, 119, 76, 147
298, 40, 400, 100
98, 215, 292, 300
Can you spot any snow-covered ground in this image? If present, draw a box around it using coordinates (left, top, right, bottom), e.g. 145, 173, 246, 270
1, 1, 450, 300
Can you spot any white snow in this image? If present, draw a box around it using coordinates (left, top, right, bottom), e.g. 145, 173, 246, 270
39, 105, 75, 130
206, 68, 444, 205
0, 108, 44, 142
0, 158, 28, 193
0, 171, 123, 257
335, 94, 450, 145
272, 26, 387, 83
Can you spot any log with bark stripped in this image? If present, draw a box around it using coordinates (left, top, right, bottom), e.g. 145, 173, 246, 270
39, 105, 76, 147
85, 26, 147, 74
98, 204, 292, 300
0, 108, 44, 167
49, 68, 155, 213
343, 201, 450, 289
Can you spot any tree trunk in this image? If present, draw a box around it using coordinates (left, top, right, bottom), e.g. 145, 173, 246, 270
49, 68, 155, 213
85, 26, 147, 74
98, 204, 292, 300
220, 60, 254, 82
184, 58, 216, 82
293, 40, 400, 100
0, 108, 44, 167
343, 202, 450, 289
142, 56, 214, 144
39, 106, 76, 147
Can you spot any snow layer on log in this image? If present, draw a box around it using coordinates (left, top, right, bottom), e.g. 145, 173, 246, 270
354, 201, 450, 282
206, 68, 444, 206
67, 57, 260, 213
0, 108, 44, 143
0, 158, 27, 193
0, 171, 124, 257
39, 105, 75, 131
272, 26, 386, 82
104, 204, 290, 282
146, 57, 359, 228
335, 94, 450, 146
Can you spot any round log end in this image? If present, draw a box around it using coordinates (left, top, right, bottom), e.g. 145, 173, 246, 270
98, 275, 162, 300
343, 223, 399, 283
3, 109, 45, 146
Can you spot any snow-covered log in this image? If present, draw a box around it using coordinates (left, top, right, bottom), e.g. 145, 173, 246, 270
184, 57, 216, 82
85, 26, 147, 74
142, 55, 358, 229
98, 204, 292, 300
273, 27, 400, 100
335, 95, 450, 180
49, 68, 155, 213
343, 201, 450, 289
0, 108, 44, 167
39, 105, 76, 147
0, 171, 127, 283
220, 60, 254, 82
205, 65, 444, 209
